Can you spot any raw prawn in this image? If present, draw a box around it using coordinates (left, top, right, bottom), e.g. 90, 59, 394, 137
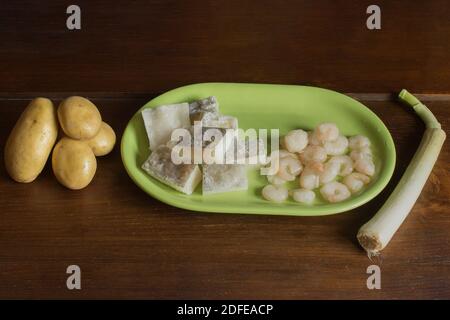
314, 123, 339, 142
307, 131, 321, 146
320, 181, 351, 203
354, 157, 375, 176
292, 188, 316, 204
283, 129, 308, 153
349, 146, 372, 161
299, 164, 322, 189
319, 161, 340, 184
323, 135, 349, 155
262, 184, 289, 202
299, 145, 327, 164
276, 156, 303, 181
267, 174, 286, 186
349, 135, 370, 150
329, 155, 353, 176
343, 173, 371, 193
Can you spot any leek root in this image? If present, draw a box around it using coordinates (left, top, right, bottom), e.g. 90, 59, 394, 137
357, 89, 446, 256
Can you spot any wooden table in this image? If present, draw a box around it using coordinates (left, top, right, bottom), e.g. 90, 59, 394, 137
0, 94, 448, 299
0, 1, 449, 299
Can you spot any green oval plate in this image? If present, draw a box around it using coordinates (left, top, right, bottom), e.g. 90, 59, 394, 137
121, 83, 395, 216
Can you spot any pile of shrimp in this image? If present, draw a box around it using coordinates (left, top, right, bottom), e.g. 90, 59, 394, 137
262, 122, 375, 204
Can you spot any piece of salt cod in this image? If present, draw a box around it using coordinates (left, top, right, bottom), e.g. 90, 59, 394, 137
236, 136, 267, 167
204, 115, 238, 130
168, 126, 236, 165
189, 96, 219, 124
141, 103, 191, 151
189, 96, 238, 129
141, 144, 201, 195
202, 164, 248, 195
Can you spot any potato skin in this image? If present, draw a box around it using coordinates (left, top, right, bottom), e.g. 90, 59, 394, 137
87, 122, 116, 156
4, 98, 58, 183
57, 96, 102, 140
52, 138, 97, 190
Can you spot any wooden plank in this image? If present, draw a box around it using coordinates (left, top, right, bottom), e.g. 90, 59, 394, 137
0, 96, 448, 299
0, 1, 449, 93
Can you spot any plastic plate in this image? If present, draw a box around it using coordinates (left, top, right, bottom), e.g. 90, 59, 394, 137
121, 83, 395, 216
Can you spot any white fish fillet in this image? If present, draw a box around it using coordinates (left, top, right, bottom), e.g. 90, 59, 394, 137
142, 103, 190, 151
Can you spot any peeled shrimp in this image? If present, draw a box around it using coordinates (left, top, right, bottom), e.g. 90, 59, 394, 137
323, 135, 349, 156
354, 157, 375, 176
265, 149, 297, 174
292, 188, 316, 204
299, 165, 322, 190
329, 155, 354, 176
276, 156, 303, 181
262, 184, 289, 202
308, 161, 324, 172
349, 135, 371, 150
314, 123, 339, 142
349, 146, 372, 161
272, 149, 297, 160
283, 129, 308, 153
299, 145, 327, 164
307, 131, 321, 146
319, 161, 340, 184
343, 173, 371, 193
320, 181, 351, 203
267, 174, 286, 186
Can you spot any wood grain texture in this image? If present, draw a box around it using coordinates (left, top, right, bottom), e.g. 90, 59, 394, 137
0, 0, 449, 300
0, 0, 450, 94
0, 95, 448, 299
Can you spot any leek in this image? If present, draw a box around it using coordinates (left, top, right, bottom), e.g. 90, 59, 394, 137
357, 89, 446, 256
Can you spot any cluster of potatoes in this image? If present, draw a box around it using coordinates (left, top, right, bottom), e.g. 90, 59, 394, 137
4, 96, 115, 189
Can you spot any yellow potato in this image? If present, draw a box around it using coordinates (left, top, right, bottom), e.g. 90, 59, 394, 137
57, 96, 102, 140
4, 98, 58, 183
52, 138, 97, 190
87, 122, 116, 156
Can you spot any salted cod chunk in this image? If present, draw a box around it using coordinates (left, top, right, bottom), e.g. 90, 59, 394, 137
142, 144, 201, 195
189, 96, 219, 124
141, 103, 190, 151
234, 136, 267, 166
189, 96, 238, 129
202, 164, 248, 195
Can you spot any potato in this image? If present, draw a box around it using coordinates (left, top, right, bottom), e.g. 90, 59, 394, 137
52, 138, 97, 190
87, 122, 116, 156
4, 98, 58, 183
57, 96, 102, 140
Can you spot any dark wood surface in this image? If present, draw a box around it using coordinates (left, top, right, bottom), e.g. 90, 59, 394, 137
0, 95, 448, 299
0, 1, 450, 94
0, 0, 449, 299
